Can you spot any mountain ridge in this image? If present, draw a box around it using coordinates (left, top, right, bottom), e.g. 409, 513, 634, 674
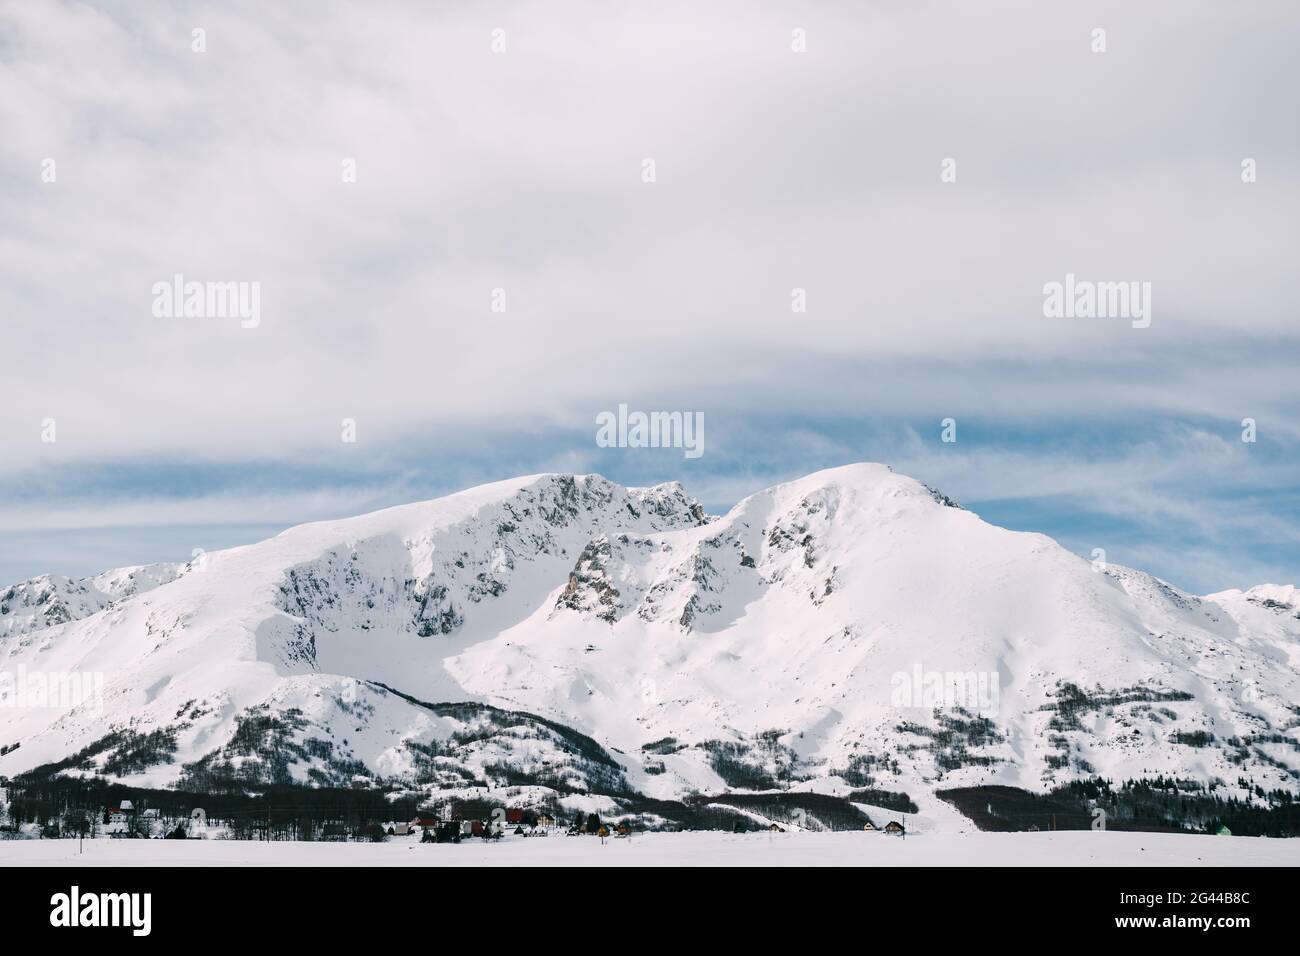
2, 464, 1296, 831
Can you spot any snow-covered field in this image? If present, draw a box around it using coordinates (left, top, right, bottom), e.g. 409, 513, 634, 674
3, 831, 1297, 867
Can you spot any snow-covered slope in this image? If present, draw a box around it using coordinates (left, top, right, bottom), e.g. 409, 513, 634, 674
0, 563, 182, 640
2, 465, 1296, 827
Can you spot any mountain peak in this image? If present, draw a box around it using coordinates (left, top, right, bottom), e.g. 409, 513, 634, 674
729, 462, 962, 531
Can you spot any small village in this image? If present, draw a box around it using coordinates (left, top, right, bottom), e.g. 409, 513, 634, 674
8, 794, 908, 844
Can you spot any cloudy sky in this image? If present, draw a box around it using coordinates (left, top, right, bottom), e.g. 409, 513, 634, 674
1, 0, 1297, 593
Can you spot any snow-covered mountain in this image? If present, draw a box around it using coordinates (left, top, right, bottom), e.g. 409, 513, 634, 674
2, 465, 1297, 829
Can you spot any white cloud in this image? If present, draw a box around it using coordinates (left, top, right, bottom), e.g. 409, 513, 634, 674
2, 0, 1297, 472
0, 1, 1295, 595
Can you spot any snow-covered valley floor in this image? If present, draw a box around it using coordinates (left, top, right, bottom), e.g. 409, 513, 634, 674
4, 831, 1297, 867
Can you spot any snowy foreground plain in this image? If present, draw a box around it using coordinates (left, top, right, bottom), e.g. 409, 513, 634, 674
4, 831, 1298, 867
